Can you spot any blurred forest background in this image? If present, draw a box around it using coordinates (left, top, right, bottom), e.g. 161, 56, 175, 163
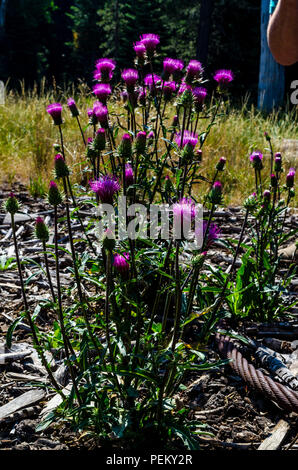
1, 0, 292, 102
0, 0, 297, 103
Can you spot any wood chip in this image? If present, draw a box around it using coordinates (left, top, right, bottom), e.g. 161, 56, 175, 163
0, 389, 46, 422
258, 419, 290, 450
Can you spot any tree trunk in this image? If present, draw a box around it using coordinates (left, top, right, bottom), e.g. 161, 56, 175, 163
196, 0, 214, 66
258, 0, 285, 111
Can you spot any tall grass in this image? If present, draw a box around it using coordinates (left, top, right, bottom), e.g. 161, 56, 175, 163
0, 81, 297, 205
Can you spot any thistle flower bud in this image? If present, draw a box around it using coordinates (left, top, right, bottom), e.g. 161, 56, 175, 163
135, 131, 147, 155
125, 164, 134, 187
164, 174, 172, 193
286, 168, 295, 188
264, 131, 270, 142
54, 154, 69, 179
118, 134, 132, 159
94, 128, 106, 152
192, 252, 206, 268
208, 181, 223, 205
102, 229, 116, 252
243, 192, 258, 211
274, 154, 282, 172
86, 138, 97, 161
270, 174, 278, 188
138, 89, 147, 106
35, 217, 49, 242
47, 103, 63, 126
67, 98, 79, 117
53, 143, 61, 152
5, 192, 19, 215
216, 157, 226, 171
48, 181, 62, 206
178, 88, 193, 108
263, 189, 271, 204
147, 131, 154, 145
163, 81, 176, 101
171, 115, 178, 128
87, 108, 98, 127
249, 151, 263, 170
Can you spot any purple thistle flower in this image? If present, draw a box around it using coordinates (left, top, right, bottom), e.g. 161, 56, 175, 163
192, 87, 207, 105
286, 168, 296, 188
89, 175, 120, 204
93, 83, 112, 104
49, 180, 58, 189
133, 41, 146, 58
139, 33, 160, 55
67, 98, 79, 117
94, 58, 116, 83
175, 130, 198, 149
185, 60, 203, 83
47, 103, 63, 125
178, 82, 192, 95
125, 164, 134, 187
163, 58, 184, 79
93, 103, 109, 128
113, 252, 130, 277
214, 69, 234, 86
144, 74, 162, 94
163, 81, 176, 100
173, 198, 196, 239
173, 198, 196, 223
121, 69, 139, 89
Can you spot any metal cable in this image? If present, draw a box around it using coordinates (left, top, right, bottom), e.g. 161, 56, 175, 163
215, 333, 298, 413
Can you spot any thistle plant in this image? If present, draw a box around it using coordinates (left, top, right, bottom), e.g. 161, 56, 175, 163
6, 32, 296, 449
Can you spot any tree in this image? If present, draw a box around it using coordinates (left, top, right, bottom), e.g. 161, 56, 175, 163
196, 0, 214, 65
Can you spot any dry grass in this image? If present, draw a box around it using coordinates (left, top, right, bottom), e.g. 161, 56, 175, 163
0, 82, 297, 205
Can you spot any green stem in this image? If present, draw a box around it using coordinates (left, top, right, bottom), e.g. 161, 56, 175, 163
54, 206, 82, 404
42, 240, 56, 303
11, 213, 64, 396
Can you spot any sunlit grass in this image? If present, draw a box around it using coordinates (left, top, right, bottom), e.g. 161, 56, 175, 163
0, 81, 297, 205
